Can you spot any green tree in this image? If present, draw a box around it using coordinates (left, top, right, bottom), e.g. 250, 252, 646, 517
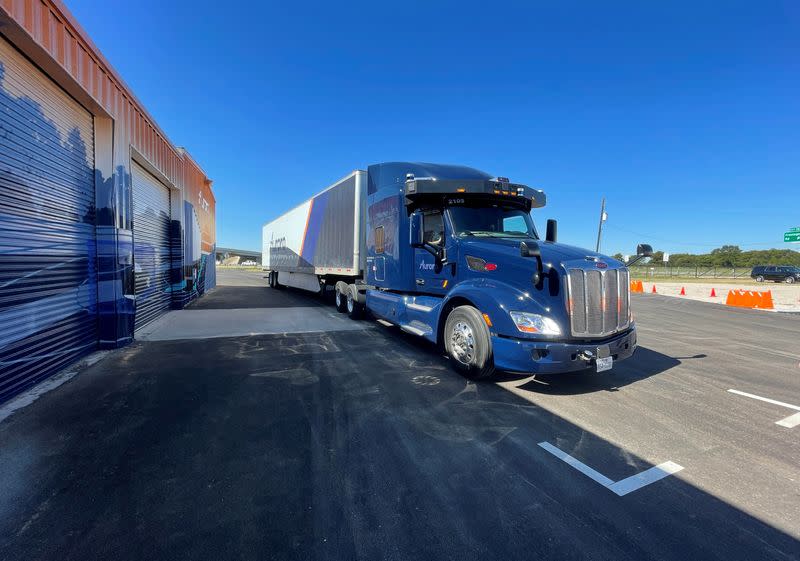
710, 245, 742, 267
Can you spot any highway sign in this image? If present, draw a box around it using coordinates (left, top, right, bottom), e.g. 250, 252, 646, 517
785, 232, 800, 243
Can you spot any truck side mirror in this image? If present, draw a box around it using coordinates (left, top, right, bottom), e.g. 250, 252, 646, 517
626, 243, 654, 266
637, 243, 653, 257
410, 212, 424, 248
546, 219, 557, 243
521, 241, 544, 286
520, 241, 540, 257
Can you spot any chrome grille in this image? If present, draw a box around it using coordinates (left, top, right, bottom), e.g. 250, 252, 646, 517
567, 267, 630, 337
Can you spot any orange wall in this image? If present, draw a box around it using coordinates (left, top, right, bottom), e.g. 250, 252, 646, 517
183, 153, 217, 252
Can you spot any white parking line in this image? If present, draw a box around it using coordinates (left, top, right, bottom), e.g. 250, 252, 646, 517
727, 389, 800, 428
775, 412, 800, 428
538, 442, 684, 496
727, 389, 800, 411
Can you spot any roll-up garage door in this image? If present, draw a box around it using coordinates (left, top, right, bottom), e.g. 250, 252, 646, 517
132, 162, 172, 331
0, 36, 97, 403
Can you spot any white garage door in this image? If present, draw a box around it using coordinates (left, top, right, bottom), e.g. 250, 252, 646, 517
0, 35, 97, 403
132, 162, 172, 331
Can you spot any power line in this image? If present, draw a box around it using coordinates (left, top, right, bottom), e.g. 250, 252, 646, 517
603, 224, 783, 248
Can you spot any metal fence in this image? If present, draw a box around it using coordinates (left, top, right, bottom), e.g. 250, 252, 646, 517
629, 266, 752, 279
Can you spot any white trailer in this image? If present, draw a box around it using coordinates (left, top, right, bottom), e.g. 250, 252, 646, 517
262, 170, 367, 292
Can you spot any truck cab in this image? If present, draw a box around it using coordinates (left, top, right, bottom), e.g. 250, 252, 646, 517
362, 162, 644, 379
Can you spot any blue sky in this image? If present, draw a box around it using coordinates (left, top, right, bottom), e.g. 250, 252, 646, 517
68, 1, 799, 255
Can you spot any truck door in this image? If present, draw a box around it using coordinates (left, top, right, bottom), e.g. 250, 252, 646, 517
413, 209, 455, 294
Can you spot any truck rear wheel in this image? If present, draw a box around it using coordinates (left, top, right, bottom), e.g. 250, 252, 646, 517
335, 288, 348, 313
346, 289, 363, 319
444, 305, 495, 380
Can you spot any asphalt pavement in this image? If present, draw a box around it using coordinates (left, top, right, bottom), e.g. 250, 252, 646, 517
0, 269, 797, 561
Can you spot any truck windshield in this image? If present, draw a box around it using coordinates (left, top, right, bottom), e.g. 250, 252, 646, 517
448, 205, 538, 238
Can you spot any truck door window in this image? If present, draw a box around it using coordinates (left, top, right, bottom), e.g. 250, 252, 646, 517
423, 211, 444, 246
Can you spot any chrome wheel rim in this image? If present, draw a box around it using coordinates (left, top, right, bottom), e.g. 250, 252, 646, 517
336, 291, 342, 307
450, 321, 475, 365
347, 292, 354, 313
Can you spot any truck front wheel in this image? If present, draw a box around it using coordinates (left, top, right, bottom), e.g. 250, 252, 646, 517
444, 305, 495, 380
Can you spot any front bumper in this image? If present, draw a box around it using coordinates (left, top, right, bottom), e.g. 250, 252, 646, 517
491, 328, 637, 374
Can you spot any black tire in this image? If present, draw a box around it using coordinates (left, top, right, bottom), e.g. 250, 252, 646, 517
443, 305, 495, 380
755, 275, 764, 282
346, 288, 363, 319
273, 271, 283, 289
786, 276, 795, 284
335, 288, 348, 313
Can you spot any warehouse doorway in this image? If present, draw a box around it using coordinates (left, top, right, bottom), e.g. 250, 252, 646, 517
0, 35, 98, 402
131, 161, 172, 331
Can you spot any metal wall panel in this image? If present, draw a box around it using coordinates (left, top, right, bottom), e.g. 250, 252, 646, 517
132, 162, 171, 331
0, 35, 97, 402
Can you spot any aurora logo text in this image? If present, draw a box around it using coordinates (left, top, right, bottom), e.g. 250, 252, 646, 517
419, 262, 435, 270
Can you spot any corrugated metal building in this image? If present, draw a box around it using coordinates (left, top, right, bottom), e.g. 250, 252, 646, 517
0, 0, 216, 403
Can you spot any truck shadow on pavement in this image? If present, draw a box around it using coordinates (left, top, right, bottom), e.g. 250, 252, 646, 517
380, 324, 705, 395
500, 348, 708, 395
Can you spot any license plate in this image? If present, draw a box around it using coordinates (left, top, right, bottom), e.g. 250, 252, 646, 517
596, 356, 613, 373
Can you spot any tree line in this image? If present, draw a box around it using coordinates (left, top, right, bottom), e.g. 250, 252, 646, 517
611, 245, 800, 268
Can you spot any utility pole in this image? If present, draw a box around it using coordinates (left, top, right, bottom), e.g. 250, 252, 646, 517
595, 197, 606, 253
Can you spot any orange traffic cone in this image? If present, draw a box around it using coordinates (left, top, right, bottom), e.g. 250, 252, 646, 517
680, 287, 686, 296
651, 284, 657, 293
710, 288, 717, 297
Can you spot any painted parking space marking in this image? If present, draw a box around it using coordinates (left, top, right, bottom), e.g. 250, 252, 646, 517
775, 412, 800, 428
538, 441, 684, 496
728, 389, 800, 428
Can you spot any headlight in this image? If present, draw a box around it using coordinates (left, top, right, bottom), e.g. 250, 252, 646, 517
509, 311, 561, 335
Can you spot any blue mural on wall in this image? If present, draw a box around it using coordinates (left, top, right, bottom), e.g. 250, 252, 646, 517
0, 50, 212, 403
0, 59, 109, 402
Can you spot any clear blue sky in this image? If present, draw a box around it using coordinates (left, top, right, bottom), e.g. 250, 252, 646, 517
68, 0, 799, 255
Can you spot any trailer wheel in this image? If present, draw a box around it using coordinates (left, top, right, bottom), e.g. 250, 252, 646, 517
273, 271, 283, 289
346, 288, 363, 319
335, 288, 348, 313
444, 305, 495, 380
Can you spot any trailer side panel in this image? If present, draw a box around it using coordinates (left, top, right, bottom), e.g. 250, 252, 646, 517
262, 171, 366, 276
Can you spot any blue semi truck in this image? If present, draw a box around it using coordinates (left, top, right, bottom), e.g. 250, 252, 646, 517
262, 162, 651, 379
